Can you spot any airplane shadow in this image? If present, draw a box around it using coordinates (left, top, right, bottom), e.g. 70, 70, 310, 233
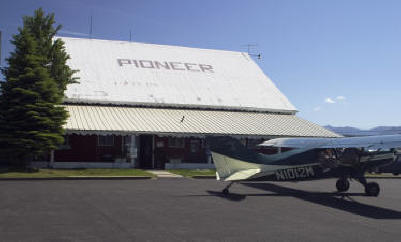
203, 182, 401, 219
205, 190, 248, 202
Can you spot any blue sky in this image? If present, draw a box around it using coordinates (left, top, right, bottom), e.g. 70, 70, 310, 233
1, 0, 400, 129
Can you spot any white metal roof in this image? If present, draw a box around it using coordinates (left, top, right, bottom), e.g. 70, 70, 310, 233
60, 37, 296, 114
63, 105, 339, 138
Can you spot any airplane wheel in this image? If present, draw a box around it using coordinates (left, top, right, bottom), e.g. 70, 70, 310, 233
336, 179, 350, 192
365, 182, 380, 197
222, 188, 229, 194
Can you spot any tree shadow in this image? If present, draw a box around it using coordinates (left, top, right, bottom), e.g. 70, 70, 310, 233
203, 182, 401, 219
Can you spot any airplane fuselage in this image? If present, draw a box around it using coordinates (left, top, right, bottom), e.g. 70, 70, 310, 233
246, 152, 395, 182
207, 135, 401, 196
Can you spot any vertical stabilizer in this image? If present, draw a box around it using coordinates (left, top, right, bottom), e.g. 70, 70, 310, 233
211, 151, 262, 181
207, 136, 263, 181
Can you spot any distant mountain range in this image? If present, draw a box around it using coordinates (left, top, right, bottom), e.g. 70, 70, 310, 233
324, 125, 401, 136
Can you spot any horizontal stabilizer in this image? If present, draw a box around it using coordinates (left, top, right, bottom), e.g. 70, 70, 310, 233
225, 169, 261, 181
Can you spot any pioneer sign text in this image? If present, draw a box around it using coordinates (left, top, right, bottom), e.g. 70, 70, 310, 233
117, 59, 214, 73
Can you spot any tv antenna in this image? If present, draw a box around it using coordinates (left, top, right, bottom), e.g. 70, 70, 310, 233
0, 30, 2, 66
242, 44, 261, 59
89, 16, 93, 38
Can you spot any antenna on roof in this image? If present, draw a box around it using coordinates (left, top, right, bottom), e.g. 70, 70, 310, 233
89, 16, 93, 39
241, 44, 262, 60
0, 30, 2, 66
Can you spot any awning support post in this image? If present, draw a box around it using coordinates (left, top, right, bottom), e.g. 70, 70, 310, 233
49, 150, 55, 168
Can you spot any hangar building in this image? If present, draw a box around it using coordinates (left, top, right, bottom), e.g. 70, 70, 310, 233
42, 37, 338, 169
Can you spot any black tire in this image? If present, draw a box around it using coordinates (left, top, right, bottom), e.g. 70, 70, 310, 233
336, 179, 350, 192
365, 182, 380, 197
393, 173, 399, 176
222, 188, 229, 194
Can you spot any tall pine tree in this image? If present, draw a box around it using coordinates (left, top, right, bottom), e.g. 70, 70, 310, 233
0, 9, 75, 166
22, 8, 78, 95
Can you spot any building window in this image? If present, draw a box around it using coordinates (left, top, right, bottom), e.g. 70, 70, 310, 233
98, 135, 114, 146
190, 139, 200, 153
168, 137, 185, 148
58, 135, 71, 150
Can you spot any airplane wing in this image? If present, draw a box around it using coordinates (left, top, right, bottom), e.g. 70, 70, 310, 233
260, 134, 401, 150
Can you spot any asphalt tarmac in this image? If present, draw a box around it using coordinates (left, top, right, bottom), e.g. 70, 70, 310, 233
1, 178, 401, 241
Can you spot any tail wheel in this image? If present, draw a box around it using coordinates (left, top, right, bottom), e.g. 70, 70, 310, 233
222, 188, 229, 194
365, 182, 380, 197
336, 179, 350, 192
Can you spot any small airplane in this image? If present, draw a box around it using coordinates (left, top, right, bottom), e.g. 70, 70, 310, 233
206, 135, 401, 197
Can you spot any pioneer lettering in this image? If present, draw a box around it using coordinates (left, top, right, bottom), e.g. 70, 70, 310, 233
117, 59, 214, 73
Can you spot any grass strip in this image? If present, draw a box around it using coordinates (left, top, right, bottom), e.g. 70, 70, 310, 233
167, 169, 216, 177
0, 168, 155, 178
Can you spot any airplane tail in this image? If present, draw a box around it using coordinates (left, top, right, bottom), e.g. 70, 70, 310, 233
206, 137, 263, 181
211, 151, 262, 181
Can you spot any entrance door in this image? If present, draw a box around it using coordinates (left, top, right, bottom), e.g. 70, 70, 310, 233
139, 135, 154, 168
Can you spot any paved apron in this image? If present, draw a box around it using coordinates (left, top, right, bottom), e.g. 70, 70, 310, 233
146, 170, 183, 178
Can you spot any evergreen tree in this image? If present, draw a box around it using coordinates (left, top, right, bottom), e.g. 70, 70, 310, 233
0, 9, 72, 166
22, 8, 78, 95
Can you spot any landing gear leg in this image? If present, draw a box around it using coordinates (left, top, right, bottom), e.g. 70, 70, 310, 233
358, 176, 380, 197
336, 178, 350, 192
222, 182, 234, 194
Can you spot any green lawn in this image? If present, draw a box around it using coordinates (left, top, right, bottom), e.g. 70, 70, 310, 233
167, 169, 216, 177
0, 168, 155, 178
